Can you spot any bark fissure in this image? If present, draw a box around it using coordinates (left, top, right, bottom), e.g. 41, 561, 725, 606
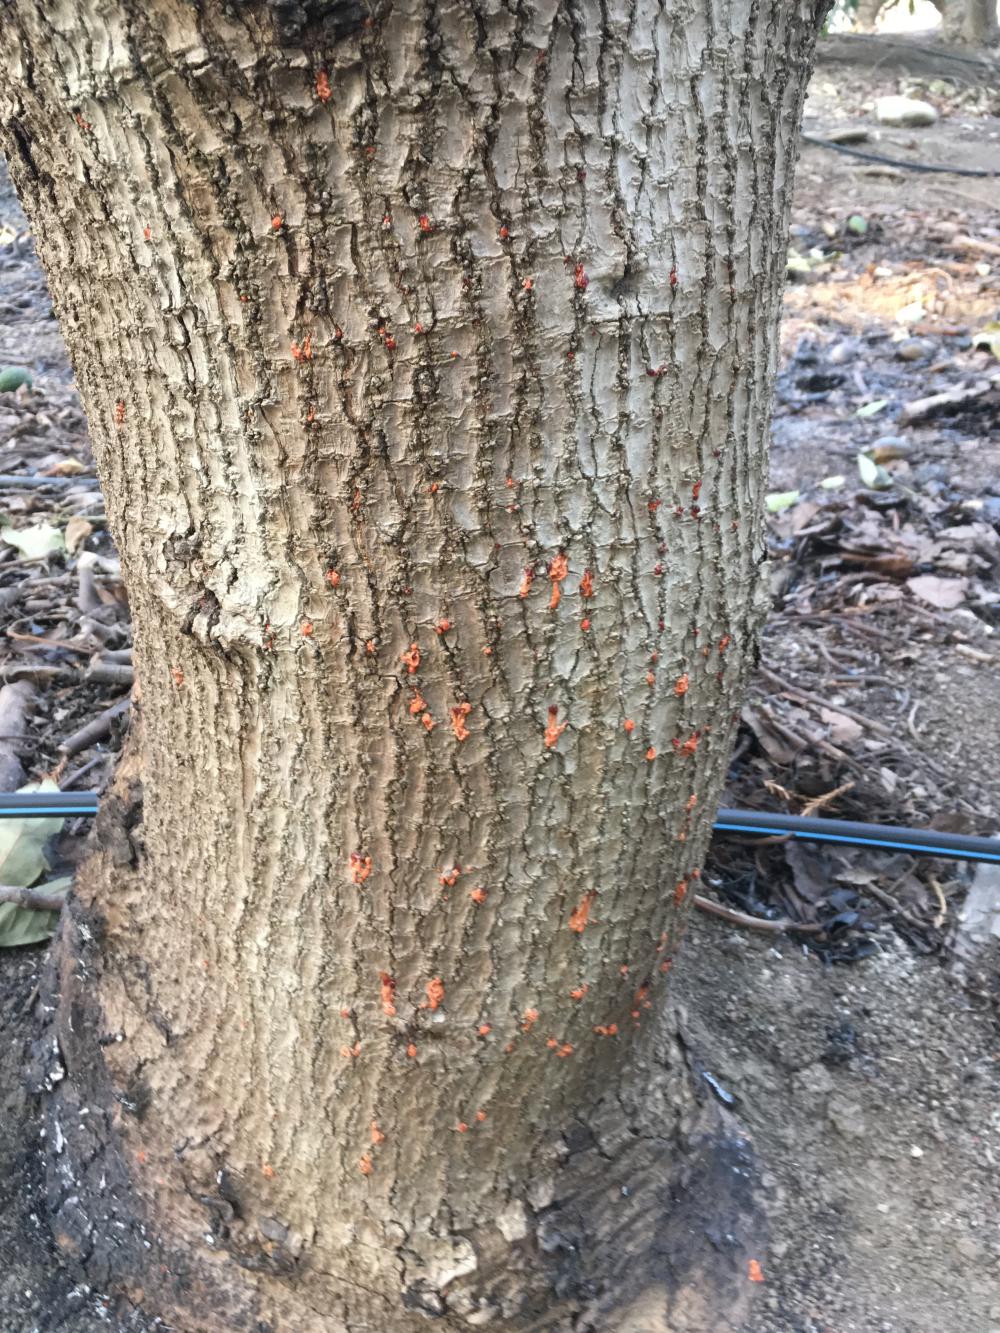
1, 0, 828, 1327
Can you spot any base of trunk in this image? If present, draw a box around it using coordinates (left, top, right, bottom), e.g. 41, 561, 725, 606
35, 791, 766, 1332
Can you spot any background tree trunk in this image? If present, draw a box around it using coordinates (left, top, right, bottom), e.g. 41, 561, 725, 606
931, 0, 1000, 43
957, 0, 1000, 42
1, 1, 827, 1328
854, 0, 889, 32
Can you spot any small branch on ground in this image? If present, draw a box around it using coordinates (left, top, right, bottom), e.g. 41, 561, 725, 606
0, 884, 65, 912
693, 893, 823, 934
801, 781, 856, 818
0, 680, 35, 790
57, 694, 130, 757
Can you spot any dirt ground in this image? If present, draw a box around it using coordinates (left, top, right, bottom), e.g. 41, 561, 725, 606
1, 47, 999, 1333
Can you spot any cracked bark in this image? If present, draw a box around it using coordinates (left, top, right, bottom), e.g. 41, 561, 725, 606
1, 1, 827, 1328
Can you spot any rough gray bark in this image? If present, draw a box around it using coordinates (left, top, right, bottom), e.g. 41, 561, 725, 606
1, 1, 827, 1328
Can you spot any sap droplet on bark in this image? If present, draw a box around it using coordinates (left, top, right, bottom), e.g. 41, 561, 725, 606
568, 892, 595, 934
450, 703, 471, 741
544, 707, 566, 750
348, 854, 372, 885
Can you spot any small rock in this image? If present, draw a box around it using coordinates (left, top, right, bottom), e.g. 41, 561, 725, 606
954, 851, 1000, 962
794, 1062, 836, 1096
869, 435, 911, 463
875, 96, 938, 128
895, 338, 932, 362
496, 1200, 531, 1243
910, 1145, 924, 1158
258, 1216, 289, 1244
796, 370, 845, 392
956, 1236, 984, 1263
914, 462, 947, 486
827, 126, 871, 145
793, 336, 820, 365
827, 1096, 866, 1139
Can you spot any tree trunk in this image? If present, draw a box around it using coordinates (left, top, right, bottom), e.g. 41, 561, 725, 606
853, 0, 888, 32
932, 0, 1000, 43
1, 1, 827, 1328
958, 0, 999, 42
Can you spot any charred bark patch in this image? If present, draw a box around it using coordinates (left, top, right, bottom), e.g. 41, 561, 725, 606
231, 0, 373, 44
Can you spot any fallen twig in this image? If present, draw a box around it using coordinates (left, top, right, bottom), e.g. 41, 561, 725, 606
929, 876, 947, 930
1, 661, 133, 688
0, 884, 65, 912
899, 383, 990, 426
693, 893, 822, 935
950, 233, 1000, 259
756, 701, 862, 774
85, 663, 134, 687
57, 695, 130, 757
861, 880, 928, 932
0, 680, 35, 791
759, 667, 894, 740
801, 780, 856, 818
0, 473, 99, 489
59, 753, 108, 789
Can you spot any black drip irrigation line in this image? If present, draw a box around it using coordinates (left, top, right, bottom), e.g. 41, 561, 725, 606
714, 807, 1000, 866
801, 132, 1000, 178
4, 792, 998, 865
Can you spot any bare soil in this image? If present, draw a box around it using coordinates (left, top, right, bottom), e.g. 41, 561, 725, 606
1, 49, 999, 1333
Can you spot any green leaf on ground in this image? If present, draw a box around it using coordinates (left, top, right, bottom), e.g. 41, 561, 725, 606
766, 490, 800, 513
0, 780, 65, 887
857, 452, 892, 490
0, 366, 32, 393
972, 323, 1000, 360
0, 783, 69, 949
0, 877, 71, 949
0, 522, 65, 559
855, 399, 888, 419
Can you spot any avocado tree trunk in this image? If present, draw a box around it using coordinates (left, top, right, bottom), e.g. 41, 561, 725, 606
1, 2, 826, 1329
853, 0, 888, 32
931, 0, 1000, 43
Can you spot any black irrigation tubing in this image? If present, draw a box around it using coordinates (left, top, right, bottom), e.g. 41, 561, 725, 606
3, 791, 998, 865
713, 808, 1000, 865
800, 132, 1000, 178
